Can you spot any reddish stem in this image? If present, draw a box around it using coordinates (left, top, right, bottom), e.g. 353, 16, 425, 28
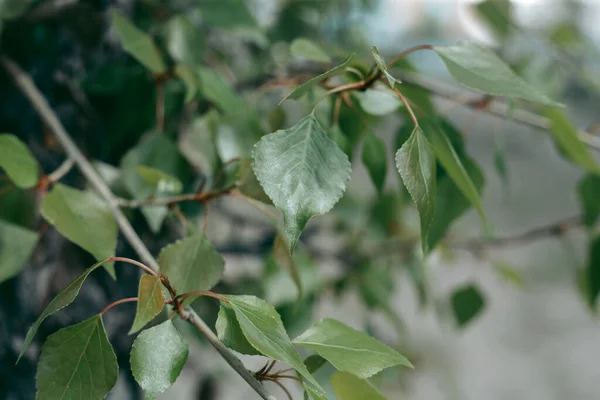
107, 256, 158, 276
175, 290, 229, 304
393, 87, 419, 127
99, 297, 138, 316
387, 44, 433, 67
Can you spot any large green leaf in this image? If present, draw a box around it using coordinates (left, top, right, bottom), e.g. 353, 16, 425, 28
165, 15, 204, 66
158, 233, 224, 299
371, 46, 398, 87
545, 108, 599, 174
331, 372, 387, 400
362, 132, 387, 194
293, 318, 411, 379
18, 260, 107, 361
355, 88, 401, 116
130, 320, 189, 400
451, 284, 486, 328
586, 236, 600, 309
215, 305, 261, 355
36, 315, 118, 400
290, 38, 331, 63
280, 54, 355, 103
129, 275, 166, 334
395, 127, 436, 254
40, 184, 117, 276
252, 115, 351, 253
578, 174, 600, 227
0, 220, 38, 283
111, 11, 166, 74
0, 134, 38, 188
221, 295, 325, 393
422, 119, 486, 227
433, 41, 560, 106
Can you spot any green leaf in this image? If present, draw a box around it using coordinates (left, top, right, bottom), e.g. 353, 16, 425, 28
290, 38, 331, 63
371, 46, 398, 88
199, 0, 258, 29
215, 305, 261, 355
18, 260, 107, 361
121, 134, 190, 233
0, 219, 38, 283
331, 371, 387, 400
221, 295, 325, 393
304, 383, 329, 400
130, 320, 188, 400
158, 233, 224, 300
236, 158, 272, 204
40, 184, 117, 277
280, 54, 355, 104
174, 65, 199, 103
474, 0, 512, 39
252, 115, 351, 253
135, 165, 183, 195
545, 108, 599, 174
129, 275, 166, 334
578, 174, 600, 227
494, 263, 524, 288
179, 111, 220, 175
362, 132, 387, 194
330, 124, 353, 159
0, 0, 32, 19
111, 11, 167, 74
395, 127, 436, 254
451, 284, 486, 327
304, 354, 327, 374
433, 41, 561, 106
165, 15, 204, 66
0, 134, 38, 188
36, 315, 118, 400
422, 119, 486, 227
293, 318, 412, 379
424, 120, 485, 250
355, 88, 401, 116
586, 236, 600, 309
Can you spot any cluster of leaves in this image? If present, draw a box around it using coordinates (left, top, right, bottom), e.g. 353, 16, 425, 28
2, 1, 600, 399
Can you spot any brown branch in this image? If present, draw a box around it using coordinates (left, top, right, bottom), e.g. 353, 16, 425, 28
1, 56, 277, 400
387, 44, 433, 67
99, 297, 138, 316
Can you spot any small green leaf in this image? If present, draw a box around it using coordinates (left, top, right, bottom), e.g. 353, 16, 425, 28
422, 119, 486, 227
215, 305, 261, 355
236, 158, 272, 204
0, 220, 38, 283
362, 132, 387, 194
130, 320, 188, 400
174, 65, 199, 103
129, 275, 166, 334
111, 11, 167, 74
451, 284, 485, 327
179, 111, 219, 175
371, 46, 398, 87
0, 134, 38, 188
0, 0, 32, 19
395, 127, 436, 254
158, 233, 224, 300
355, 88, 401, 116
433, 41, 561, 106
36, 316, 118, 400
40, 184, 117, 277
578, 174, 600, 227
294, 318, 412, 379
135, 165, 183, 195
290, 38, 331, 63
331, 371, 387, 400
474, 0, 512, 40
494, 263, 524, 288
165, 15, 204, 66
199, 0, 258, 29
304, 354, 327, 374
221, 295, 325, 393
280, 54, 355, 104
252, 115, 351, 253
18, 260, 107, 361
586, 236, 600, 309
545, 108, 599, 174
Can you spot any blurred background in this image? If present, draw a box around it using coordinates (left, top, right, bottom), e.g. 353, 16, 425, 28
1, 0, 600, 399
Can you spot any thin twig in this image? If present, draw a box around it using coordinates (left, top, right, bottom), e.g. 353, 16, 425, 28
117, 187, 233, 208
99, 297, 138, 316
156, 82, 166, 133
46, 157, 74, 183
174, 290, 229, 304
387, 44, 433, 67
1, 56, 277, 400
107, 256, 158, 276
393, 87, 419, 127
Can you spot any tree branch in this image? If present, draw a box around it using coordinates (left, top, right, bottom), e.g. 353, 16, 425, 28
1, 56, 277, 400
